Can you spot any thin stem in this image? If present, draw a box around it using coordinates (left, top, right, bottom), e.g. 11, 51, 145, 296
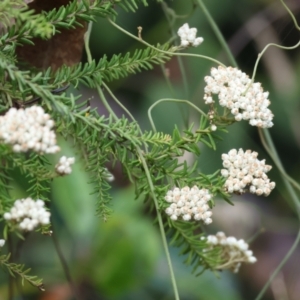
102, 81, 148, 150
107, 18, 226, 67
102, 82, 139, 128
148, 98, 207, 132
242, 39, 300, 96
280, 0, 300, 30
7, 235, 14, 300
136, 147, 180, 300
246, 227, 265, 244
97, 85, 118, 121
161, 2, 189, 98
14, 234, 29, 300
160, 64, 176, 98
51, 232, 81, 300
84, 21, 118, 121
255, 227, 300, 300
196, 0, 238, 68
258, 129, 300, 216
216, 258, 249, 270
160, 2, 191, 128
84, 22, 93, 63
258, 129, 300, 197
15, 278, 24, 300
251, 40, 300, 83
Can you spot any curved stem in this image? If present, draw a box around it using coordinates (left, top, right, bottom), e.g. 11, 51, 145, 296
102, 81, 148, 150
148, 98, 207, 132
51, 232, 81, 300
280, 0, 300, 30
97, 85, 118, 121
251, 40, 300, 83
136, 147, 180, 300
258, 129, 300, 196
161, 0, 196, 20
160, 64, 176, 98
161, 2, 189, 98
246, 227, 265, 244
160, 2, 193, 128
216, 257, 250, 270
84, 22, 93, 63
84, 22, 118, 121
255, 227, 300, 300
196, 0, 238, 68
7, 235, 14, 300
102, 82, 140, 128
258, 129, 300, 216
107, 18, 226, 67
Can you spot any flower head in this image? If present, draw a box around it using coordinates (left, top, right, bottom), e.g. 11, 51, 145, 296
177, 23, 204, 47
0, 239, 5, 247
0, 106, 60, 153
4, 198, 51, 231
221, 148, 275, 196
103, 167, 114, 182
204, 66, 274, 128
164, 186, 213, 224
55, 156, 75, 175
202, 231, 256, 273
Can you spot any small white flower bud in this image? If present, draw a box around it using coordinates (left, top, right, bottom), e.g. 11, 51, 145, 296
177, 23, 204, 48
211, 124, 217, 131
55, 156, 75, 175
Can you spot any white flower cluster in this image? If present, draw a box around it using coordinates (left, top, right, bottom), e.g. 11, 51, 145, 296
4, 198, 51, 231
0, 239, 5, 247
103, 167, 115, 182
0, 106, 60, 153
55, 156, 75, 175
221, 149, 275, 196
204, 66, 274, 128
202, 231, 257, 273
164, 186, 213, 224
177, 23, 204, 47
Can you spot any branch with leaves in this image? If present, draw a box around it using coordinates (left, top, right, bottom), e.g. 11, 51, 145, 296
0, 253, 44, 291
0, 0, 299, 299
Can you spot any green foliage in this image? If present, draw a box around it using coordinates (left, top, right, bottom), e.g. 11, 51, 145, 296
9, 153, 53, 200
45, 0, 116, 28
0, 0, 256, 298
0, 253, 44, 291
52, 43, 174, 88
167, 221, 222, 274
0, 148, 13, 214
53, 101, 229, 271
113, 0, 149, 12
0, 0, 52, 39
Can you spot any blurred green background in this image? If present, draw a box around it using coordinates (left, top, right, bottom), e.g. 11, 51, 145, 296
1, 0, 300, 299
